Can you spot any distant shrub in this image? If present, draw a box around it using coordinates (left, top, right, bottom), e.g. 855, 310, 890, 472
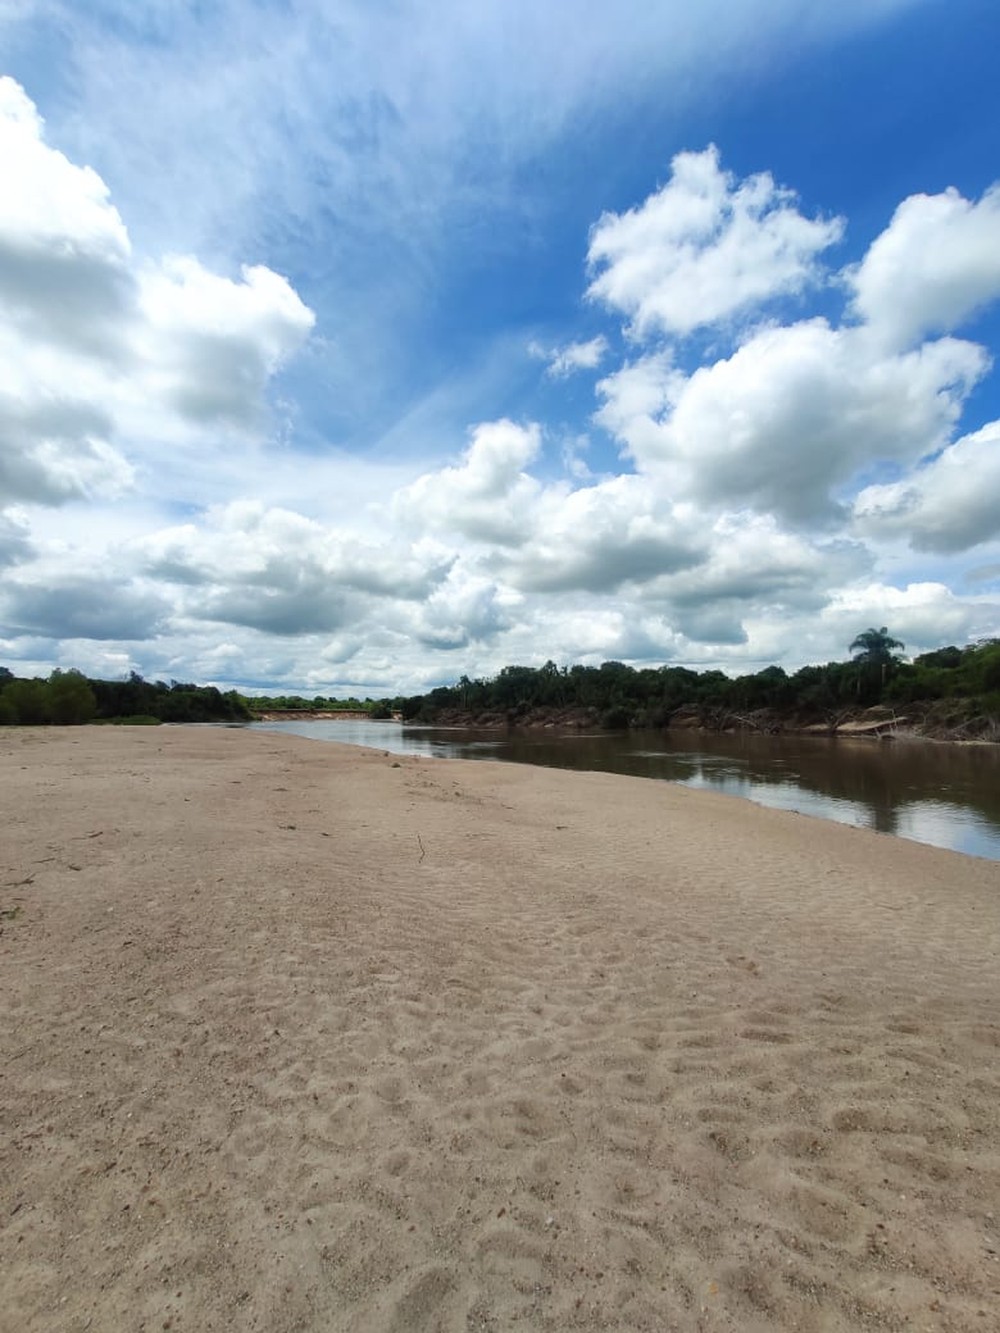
3, 678, 51, 724
48, 669, 97, 725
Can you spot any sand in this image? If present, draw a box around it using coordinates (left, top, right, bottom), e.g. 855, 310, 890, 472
2, 726, 999, 1333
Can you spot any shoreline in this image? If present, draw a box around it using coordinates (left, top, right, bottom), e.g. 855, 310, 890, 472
3, 726, 999, 1331
422, 706, 1000, 745
250, 709, 999, 748
251, 716, 1000, 863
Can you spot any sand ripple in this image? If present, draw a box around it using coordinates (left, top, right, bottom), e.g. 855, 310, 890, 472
2, 726, 999, 1331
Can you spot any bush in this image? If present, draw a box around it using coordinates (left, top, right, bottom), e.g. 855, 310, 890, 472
48, 669, 97, 724
3, 678, 51, 724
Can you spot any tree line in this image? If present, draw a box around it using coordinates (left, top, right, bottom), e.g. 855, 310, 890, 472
243, 692, 387, 715
398, 631, 1000, 734
1, 630, 998, 733
0, 669, 252, 726
0, 669, 390, 726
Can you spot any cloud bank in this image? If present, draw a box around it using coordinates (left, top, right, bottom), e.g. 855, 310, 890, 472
1, 70, 999, 693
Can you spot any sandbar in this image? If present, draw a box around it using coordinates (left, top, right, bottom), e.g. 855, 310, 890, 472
2, 725, 999, 1331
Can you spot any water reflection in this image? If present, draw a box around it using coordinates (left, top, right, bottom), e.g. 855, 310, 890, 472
253, 719, 1000, 862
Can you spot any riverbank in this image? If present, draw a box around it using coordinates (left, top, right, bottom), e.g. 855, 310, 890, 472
3, 726, 999, 1331
425, 701, 1000, 742
253, 709, 379, 721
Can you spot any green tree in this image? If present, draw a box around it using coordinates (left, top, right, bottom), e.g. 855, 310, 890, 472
850, 626, 905, 666
0, 667, 13, 724
48, 669, 97, 724
850, 626, 905, 699
3, 678, 51, 724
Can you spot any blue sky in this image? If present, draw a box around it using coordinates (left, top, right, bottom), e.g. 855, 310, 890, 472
1, 0, 999, 694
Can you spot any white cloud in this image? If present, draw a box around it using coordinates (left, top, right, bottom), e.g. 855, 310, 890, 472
393, 430, 705, 599
135, 257, 314, 430
0, 365, 134, 506
559, 433, 595, 482
2, 37, 999, 692
592, 512, 873, 652
853, 420, 1000, 553
504, 605, 661, 663
592, 350, 678, 458
136, 501, 453, 633
506, 474, 703, 593
0, 78, 315, 511
0, 75, 133, 356
3, 1, 924, 509
850, 185, 1000, 349
393, 419, 544, 545
0, 511, 32, 568
0, 574, 170, 641
587, 145, 843, 339
820, 582, 985, 655
0, 75, 125, 258
545, 335, 609, 378
651, 514, 870, 612
596, 323, 986, 524
409, 569, 515, 649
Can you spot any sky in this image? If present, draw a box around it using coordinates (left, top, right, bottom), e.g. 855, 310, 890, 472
1, 0, 1000, 696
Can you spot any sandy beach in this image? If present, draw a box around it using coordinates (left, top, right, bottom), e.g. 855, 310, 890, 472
2, 725, 999, 1332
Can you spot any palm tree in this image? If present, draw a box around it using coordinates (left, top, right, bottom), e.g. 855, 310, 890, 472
850, 626, 905, 696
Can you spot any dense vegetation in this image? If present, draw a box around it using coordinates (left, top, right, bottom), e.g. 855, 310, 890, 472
1, 631, 998, 736
243, 693, 388, 716
398, 633, 1000, 738
0, 668, 251, 726
0, 668, 390, 726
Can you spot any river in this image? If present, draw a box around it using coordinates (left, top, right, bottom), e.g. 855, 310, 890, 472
252, 719, 1000, 862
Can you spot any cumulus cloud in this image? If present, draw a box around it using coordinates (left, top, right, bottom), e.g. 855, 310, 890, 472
1, 576, 170, 641
853, 420, 1000, 553
496, 604, 692, 666
2, 60, 999, 687
615, 514, 872, 650
850, 184, 1000, 349
821, 582, 983, 654
545, 335, 609, 378
587, 145, 843, 339
653, 515, 870, 611
596, 323, 986, 524
136, 501, 453, 636
394, 419, 544, 545
192, 581, 355, 638
0, 383, 134, 506
506, 475, 703, 594
0, 78, 315, 511
393, 431, 705, 599
0, 76, 133, 356
410, 570, 515, 649
135, 257, 315, 429
0, 511, 32, 569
